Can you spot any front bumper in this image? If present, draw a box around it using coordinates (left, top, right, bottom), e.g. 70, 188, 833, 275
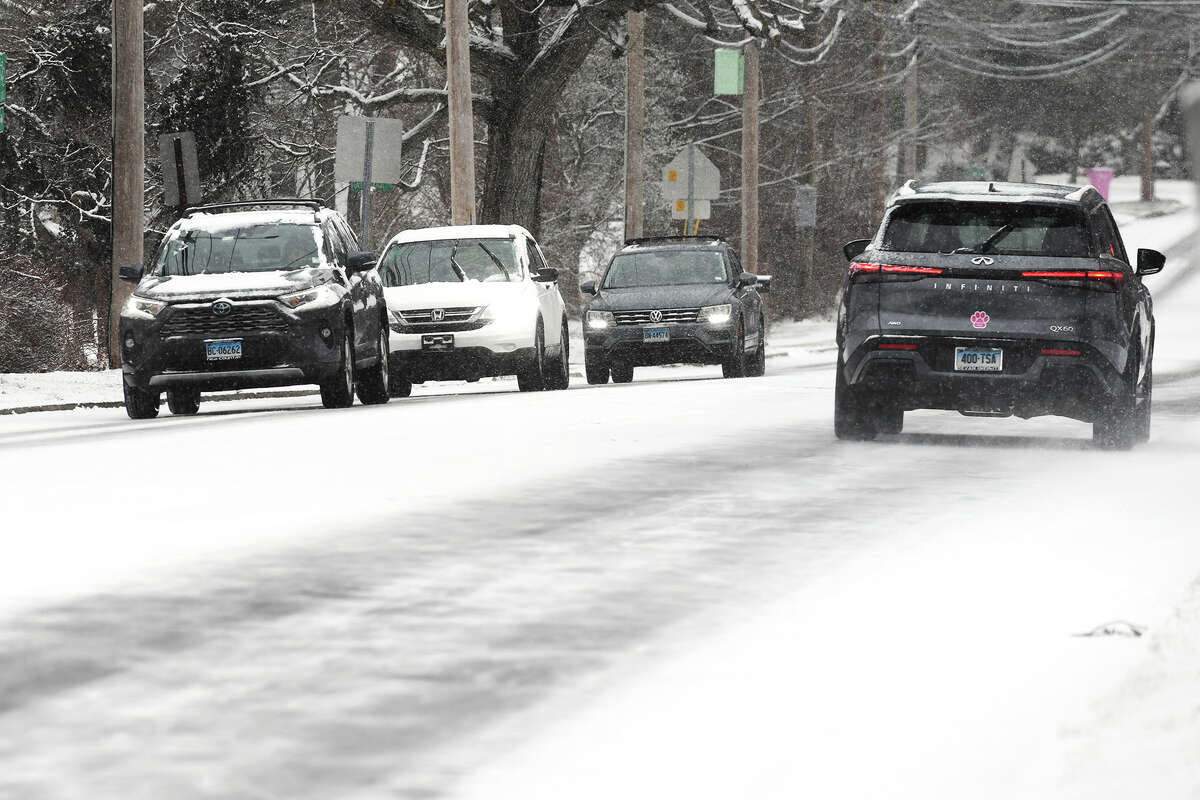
387, 318, 537, 382
120, 299, 345, 393
584, 321, 735, 366
845, 335, 1126, 421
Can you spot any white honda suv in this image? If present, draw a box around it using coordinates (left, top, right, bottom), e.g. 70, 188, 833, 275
377, 224, 570, 394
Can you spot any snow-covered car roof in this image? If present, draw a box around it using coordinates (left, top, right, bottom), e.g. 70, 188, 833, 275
890, 180, 1103, 209
384, 224, 533, 247
174, 208, 327, 234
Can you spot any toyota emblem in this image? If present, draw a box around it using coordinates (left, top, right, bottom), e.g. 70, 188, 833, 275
431, 308, 446, 322
649, 309, 663, 323
212, 299, 233, 317
970, 256, 995, 266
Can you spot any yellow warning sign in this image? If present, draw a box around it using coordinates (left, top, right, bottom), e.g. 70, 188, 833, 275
675, 200, 686, 212
668, 170, 678, 182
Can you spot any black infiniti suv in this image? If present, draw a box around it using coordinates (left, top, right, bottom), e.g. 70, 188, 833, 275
581, 236, 770, 383
836, 181, 1163, 448
118, 199, 390, 418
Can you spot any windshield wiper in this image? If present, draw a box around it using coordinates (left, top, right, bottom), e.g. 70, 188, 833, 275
956, 222, 1017, 255
476, 243, 510, 280
447, 242, 468, 282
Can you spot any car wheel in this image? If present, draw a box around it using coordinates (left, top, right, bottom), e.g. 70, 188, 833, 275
610, 361, 634, 383
585, 353, 610, 385
833, 355, 877, 441
320, 328, 356, 409
875, 405, 904, 435
388, 374, 413, 397
745, 317, 766, 378
517, 320, 546, 392
166, 388, 200, 416
356, 323, 391, 405
1093, 345, 1139, 450
722, 321, 747, 378
545, 318, 571, 390
123, 383, 160, 420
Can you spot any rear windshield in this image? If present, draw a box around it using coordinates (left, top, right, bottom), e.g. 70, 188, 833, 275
378, 239, 519, 285
881, 202, 1092, 258
154, 223, 322, 275
603, 250, 728, 289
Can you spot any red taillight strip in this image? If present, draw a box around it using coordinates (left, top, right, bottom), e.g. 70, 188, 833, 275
1022, 270, 1124, 282
1042, 349, 1082, 356
878, 343, 918, 350
850, 262, 943, 275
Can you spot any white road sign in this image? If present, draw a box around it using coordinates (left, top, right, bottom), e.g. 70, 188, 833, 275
335, 116, 406, 185
660, 146, 720, 201
670, 199, 711, 221
794, 184, 817, 228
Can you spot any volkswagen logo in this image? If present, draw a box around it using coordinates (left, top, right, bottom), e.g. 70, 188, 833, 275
211, 299, 233, 317
970, 256, 995, 266
431, 308, 446, 322
649, 309, 663, 323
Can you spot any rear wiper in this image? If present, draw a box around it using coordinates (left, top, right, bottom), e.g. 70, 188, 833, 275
956, 222, 1017, 255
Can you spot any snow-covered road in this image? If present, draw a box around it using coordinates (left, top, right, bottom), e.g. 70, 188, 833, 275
3, 191, 1200, 799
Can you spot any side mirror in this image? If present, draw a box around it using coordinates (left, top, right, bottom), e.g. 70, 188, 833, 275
346, 251, 376, 273
739, 271, 759, 288
118, 263, 144, 283
1137, 248, 1165, 276
756, 274, 772, 293
843, 239, 871, 262
535, 267, 559, 283
580, 279, 598, 295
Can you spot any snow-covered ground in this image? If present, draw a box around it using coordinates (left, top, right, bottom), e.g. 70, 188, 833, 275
1, 177, 1199, 799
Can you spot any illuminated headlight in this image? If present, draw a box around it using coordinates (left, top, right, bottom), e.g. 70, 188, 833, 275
124, 295, 167, 317
479, 303, 529, 326
586, 310, 615, 329
699, 304, 732, 326
279, 284, 337, 309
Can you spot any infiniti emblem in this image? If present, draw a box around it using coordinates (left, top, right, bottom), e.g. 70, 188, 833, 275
431, 308, 445, 322
649, 309, 663, 323
212, 299, 233, 317
970, 256, 995, 266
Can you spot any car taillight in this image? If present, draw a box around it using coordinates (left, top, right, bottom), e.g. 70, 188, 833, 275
878, 343, 918, 350
850, 262, 943, 277
1042, 348, 1082, 356
1021, 270, 1124, 290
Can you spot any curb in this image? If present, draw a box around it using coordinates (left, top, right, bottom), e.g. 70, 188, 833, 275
0, 388, 320, 416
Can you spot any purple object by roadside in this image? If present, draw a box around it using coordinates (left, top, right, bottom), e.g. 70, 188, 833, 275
1086, 167, 1114, 200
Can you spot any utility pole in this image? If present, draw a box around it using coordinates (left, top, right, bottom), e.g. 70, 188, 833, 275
741, 41, 759, 275
110, 0, 144, 366
623, 11, 645, 241
1141, 110, 1154, 202
904, 49, 918, 179
446, 0, 476, 225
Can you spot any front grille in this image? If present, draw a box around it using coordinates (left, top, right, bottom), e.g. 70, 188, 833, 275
396, 306, 480, 325
160, 304, 289, 337
614, 308, 701, 325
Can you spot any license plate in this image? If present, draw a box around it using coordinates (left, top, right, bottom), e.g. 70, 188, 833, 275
205, 339, 242, 361
954, 346, 1003, 372
643, 327, 670, 343
422, 334, 455, 351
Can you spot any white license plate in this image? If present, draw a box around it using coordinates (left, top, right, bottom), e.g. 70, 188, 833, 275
422, 334, 455, 351
954, 347, 1003, 372
205, 339, 242, 361
643, 327, 670, 343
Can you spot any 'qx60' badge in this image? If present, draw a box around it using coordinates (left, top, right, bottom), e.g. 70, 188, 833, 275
212, 299, 233, 317
970, 256, 995, 266
649, 310, 663, 323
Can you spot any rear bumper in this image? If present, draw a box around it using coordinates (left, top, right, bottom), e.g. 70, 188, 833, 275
584, 322, 735, 366
845, 335, 1125, 421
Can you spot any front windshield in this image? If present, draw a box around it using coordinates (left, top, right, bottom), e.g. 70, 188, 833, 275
603, 250, 728, 289
154, 223, 322, 275
378, 239, 519, 286
881, 202, 1092, 257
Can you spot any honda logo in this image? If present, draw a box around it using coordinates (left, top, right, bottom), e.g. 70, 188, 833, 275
431, 308, 445, 322
970, 256, 995, 266
649, 309, 663, 323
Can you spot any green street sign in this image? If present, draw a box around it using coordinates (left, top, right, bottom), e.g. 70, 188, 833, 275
714, 48, 744, 96
350, 181, 395, 191
1, 53, 7, 133
965, 167, 988, 180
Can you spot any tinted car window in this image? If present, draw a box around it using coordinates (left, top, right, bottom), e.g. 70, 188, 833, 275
882, 202, 1092, 258
154, 223, 322, 276
378, 239, 518, 286
1093, 207, 1129, 263
603, 250, 728, 288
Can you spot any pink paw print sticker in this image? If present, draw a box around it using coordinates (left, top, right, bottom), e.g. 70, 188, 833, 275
971, 311, 990, 329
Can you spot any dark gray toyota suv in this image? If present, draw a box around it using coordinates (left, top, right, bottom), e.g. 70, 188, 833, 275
835, 181, 1164, 449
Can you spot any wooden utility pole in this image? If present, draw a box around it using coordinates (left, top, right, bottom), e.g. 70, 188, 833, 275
904, 50, 918, 179
110, 0, 144, 366
741, 42, 760, 274
446, 0, 476, 225
1141, 111, 1154, 202
623, 11, 645, 241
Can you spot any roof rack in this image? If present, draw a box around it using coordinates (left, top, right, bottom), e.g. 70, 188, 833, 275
623, 235, 726, 246
183, 198, 323, 217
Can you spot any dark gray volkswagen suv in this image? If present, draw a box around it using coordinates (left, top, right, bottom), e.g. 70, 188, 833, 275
581, 236, 770, 384
836, 181, 1163, 448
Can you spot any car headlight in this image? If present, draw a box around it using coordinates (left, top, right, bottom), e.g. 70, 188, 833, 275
124, 295, 167, 317
586, 310, 615, 329
699, 304, 732, 326
479, 301, 532, 327
279, 284, 337, 309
